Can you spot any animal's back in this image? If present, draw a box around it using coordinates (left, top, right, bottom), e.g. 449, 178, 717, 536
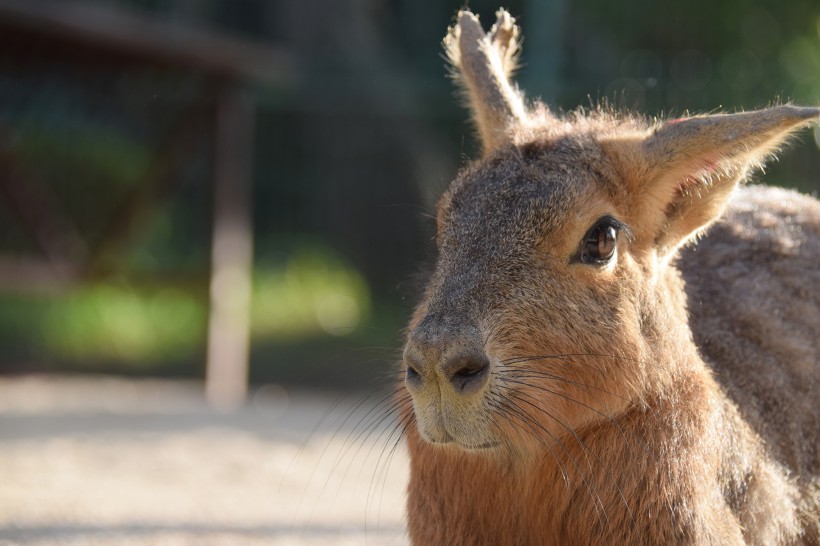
679, 184, 820, 479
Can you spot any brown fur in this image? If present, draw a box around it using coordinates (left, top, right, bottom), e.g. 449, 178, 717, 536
400, 9, 820, 545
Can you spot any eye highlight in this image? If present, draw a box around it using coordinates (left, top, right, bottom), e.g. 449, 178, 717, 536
576, 216, 630, 265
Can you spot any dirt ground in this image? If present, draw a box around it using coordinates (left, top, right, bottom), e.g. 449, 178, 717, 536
0, 375, 409, 545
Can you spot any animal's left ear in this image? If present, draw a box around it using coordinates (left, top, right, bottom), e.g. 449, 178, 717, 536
606, 106, 820, 256
444, 10, 532, 156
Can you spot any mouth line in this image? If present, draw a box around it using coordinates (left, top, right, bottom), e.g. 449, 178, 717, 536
460, 441, 500, 450
425, 436, 500, 450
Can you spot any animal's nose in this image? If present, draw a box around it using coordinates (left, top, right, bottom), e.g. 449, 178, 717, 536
403, 325, 490, 395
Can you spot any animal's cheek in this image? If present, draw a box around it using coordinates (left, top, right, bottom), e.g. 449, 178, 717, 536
482, 288, 580, 336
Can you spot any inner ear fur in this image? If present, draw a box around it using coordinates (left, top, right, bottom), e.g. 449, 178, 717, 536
444, 10, 533, 156
604, 105, 820, 256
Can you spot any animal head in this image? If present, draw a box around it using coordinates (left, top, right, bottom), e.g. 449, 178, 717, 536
402, 9, 819, 453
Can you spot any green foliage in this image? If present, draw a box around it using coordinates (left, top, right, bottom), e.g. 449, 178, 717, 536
0, 246, 370, 369
252, 249, 371, 340
41, 283, 204, 365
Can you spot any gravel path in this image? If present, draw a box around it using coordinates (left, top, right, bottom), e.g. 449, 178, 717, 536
0, 375, 409, 545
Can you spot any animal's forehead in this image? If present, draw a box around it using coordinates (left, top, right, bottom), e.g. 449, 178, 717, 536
440, 143, 597, 243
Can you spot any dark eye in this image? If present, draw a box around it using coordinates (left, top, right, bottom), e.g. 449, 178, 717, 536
579, 217, 622, 265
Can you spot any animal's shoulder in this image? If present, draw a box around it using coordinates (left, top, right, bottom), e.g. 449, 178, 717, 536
685, 185, 820, 261
677, 184, 820, 476
679, 185, 820, 308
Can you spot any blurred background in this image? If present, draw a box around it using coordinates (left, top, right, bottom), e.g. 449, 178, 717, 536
0, 0, 818, 393
0, 0, 818, 543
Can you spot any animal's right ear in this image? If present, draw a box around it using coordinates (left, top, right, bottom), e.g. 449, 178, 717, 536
444, 10, 532, 156
604, 106, 820, 257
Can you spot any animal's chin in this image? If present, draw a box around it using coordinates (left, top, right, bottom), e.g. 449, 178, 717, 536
419, 427, 500, 451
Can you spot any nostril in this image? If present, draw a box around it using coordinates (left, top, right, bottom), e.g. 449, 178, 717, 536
404, 360, 424, 390
452, 362, 487, 379
448, 355, 490, 394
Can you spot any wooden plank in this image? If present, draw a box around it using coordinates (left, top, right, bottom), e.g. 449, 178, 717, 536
87, 101, 209, 275
0, 257, 76, 293
0, 0, 295, 85
0, 130, 86, 265
205, 81, 255, 410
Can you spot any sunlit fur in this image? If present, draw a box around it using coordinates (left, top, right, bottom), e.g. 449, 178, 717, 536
397, 9, 820, 545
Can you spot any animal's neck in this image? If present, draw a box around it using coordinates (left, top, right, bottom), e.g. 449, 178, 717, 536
406, 413, 645, 544
406, 430, 549, 544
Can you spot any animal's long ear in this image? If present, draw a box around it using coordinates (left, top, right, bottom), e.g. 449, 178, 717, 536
444, 10, 532, 156
607, 106, 820, 256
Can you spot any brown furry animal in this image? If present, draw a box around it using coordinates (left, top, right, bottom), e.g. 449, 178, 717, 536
400, 9, 820, 545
